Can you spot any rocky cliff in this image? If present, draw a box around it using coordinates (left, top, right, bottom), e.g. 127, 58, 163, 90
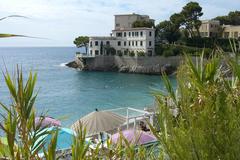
66, 56, 187, 75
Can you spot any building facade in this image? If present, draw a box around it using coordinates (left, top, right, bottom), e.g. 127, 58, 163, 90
222, 25, 240, 39
197, 20, 240, 39
198, 20, 220, 37
114, 13, 155, 30
88, 13, 155, 57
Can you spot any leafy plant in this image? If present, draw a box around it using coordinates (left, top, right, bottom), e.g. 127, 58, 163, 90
0, 67, 49, 159
151, 45, 240, 159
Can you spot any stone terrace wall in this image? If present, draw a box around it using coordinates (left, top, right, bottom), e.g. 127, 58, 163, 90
81, 56, 189, 75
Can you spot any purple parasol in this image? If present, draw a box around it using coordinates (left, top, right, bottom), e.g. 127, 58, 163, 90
35, 117, 61, 128
111, 130, 157, 145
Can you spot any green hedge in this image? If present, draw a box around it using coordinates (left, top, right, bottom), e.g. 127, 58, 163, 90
180, 37, 239, 52
155, 44, 213, 57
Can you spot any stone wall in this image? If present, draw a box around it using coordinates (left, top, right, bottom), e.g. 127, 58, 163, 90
77, 56, 190, 75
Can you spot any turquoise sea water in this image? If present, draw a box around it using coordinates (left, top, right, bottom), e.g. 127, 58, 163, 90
0, 47, 176, 127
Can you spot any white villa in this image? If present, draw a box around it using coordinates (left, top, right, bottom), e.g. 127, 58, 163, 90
88, 13, 155, 57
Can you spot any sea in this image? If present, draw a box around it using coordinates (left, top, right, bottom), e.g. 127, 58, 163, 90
0, 47, 176, 127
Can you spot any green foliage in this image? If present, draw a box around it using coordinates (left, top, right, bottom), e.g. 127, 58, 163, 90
156, 20, 181, 44
152, 45, 240, 159
137, 51, 145, 57
0, 67, 50, 159
73, 36, 89, 54
155, 44, 212, 57
71, 125, 90, 160
182, 37, 239, 52
0, 15, 30, 38
214, 11, 240, 25
132, 20, 155, 28
43, 130, 59, 160
117, 50, 123, 56
156, 1, 203, 42
162, 49, 174, 57
124, 49, 128, 56
129, 51, 135, 57
181, 1, 203, 37
103, 44, 116, 55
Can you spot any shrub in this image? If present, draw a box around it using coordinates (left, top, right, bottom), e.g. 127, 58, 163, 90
163, 49, 174, 57
124, 50, 128, 56
155, 45, 164, 56
129, 51, 135, 57
181, 37, 239, 52
117, 50, 123, 56
137, 51, 145, 57
156, 44, 213, 57
152, 46, 240, 159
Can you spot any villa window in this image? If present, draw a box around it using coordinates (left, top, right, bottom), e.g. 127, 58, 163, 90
90, 41, 92, 47
135, 32, 138, 37
132, 32, 134, 37
129, 41, 131, 46
135, 41, 138, 46
140, 41, 143, 46
149, 41, 152, 46
116, 32, 122, 37
95, 41, 98, 46
124, 41, 126, 46
148, 50, 153, 56
106, 41, 110, 45
234, 32, 238, 38
95, 50, 99, 55
140, 31, 143, 36
118, 41, 121, 46
149, 31, 152, 37
129, 32, 131, 37
124, 32, 127, 37
132, 41, 134, 46
90, 50, 92, 55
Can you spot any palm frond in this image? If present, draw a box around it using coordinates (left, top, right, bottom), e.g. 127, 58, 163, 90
0, 15, 28, 21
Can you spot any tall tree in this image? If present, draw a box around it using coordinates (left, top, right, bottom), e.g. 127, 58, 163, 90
73, 36, 89, 54
170, 13, 185, 29
214, 11, 240, 25
132, 20, 155, 28
156, 20, 181, 44
181, 2, 203, 37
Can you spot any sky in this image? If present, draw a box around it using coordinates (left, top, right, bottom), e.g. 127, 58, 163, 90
0, 0, 239, 47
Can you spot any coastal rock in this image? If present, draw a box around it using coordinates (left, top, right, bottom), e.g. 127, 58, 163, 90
66, 61, 79, 69
67, 56, 183, 75
119, 65, 129, 72
161, 64, 176, 75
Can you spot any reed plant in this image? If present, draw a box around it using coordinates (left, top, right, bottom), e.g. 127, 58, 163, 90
151, 42, 240, 159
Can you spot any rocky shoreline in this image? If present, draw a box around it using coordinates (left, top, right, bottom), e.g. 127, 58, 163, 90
66, 56, 185, 75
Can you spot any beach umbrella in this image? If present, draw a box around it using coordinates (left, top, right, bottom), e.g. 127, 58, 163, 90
71, 109, 125, 136
35, 127, 75, 151
35, 117, 61, 128
111, 130, 157, 145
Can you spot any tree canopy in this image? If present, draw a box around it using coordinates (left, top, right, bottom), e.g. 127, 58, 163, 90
214, 11, 240, 25
156, 20, 181, 44
180, 1, 203, 37
132, 20, 155, 28
156, 1, 203, 43
73, 36, 89, 54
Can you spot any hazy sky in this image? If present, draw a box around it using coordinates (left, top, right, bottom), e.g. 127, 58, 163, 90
0, 0, 239, 47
